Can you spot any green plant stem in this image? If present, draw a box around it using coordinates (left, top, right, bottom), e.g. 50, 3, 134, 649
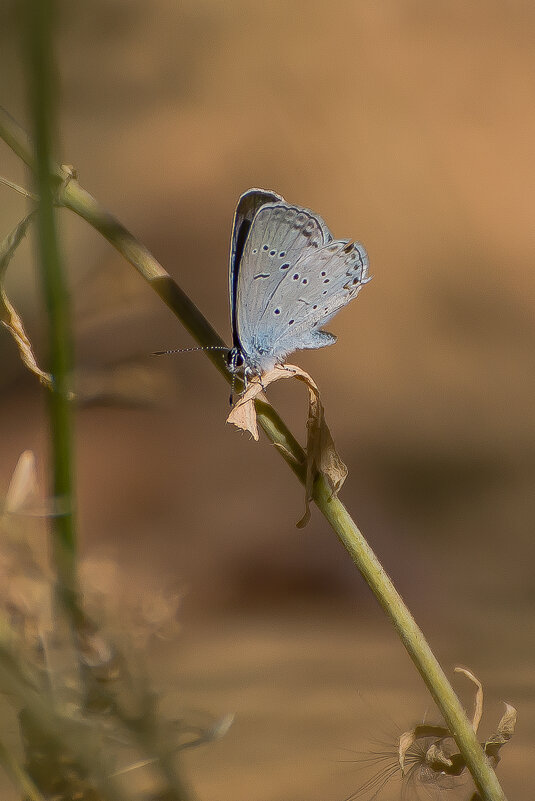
0, 105, 506, 801
23, 3, 78, 617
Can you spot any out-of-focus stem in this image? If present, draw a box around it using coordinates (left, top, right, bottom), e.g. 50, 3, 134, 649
24, 0, 79, 616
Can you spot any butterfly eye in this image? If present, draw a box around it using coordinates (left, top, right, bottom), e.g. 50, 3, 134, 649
227, 349, 244, 369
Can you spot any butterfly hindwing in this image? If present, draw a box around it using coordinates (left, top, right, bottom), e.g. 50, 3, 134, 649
259, 237, 369, 361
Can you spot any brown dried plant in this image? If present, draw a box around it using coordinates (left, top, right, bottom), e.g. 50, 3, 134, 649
0, 452, 231, 801
0, 213, 52, 387
349, 669, 516, 801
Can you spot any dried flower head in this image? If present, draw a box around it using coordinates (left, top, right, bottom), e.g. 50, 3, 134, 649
348, 669, 516, 801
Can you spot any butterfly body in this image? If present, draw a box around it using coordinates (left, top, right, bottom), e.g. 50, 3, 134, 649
229, 188, 370, 379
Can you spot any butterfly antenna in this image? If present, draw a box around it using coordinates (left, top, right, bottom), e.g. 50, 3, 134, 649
151, 345, 229, 356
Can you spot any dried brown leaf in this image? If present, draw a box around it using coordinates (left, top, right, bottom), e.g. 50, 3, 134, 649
0, 213, 51, 387
4, 451, 38, 515
483, 702, 518, 763
398, 728, 415, 776
425, 742, 453, 771
226, 364, 348, 526
0, 212, 35, 278
226, 374, 270, 440
497, 703, 517, 739
0, 287, 51, 386
3, 450, 68, 520
455, 666, 483, 733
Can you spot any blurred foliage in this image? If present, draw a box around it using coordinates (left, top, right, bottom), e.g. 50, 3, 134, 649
0, 452, 230, 800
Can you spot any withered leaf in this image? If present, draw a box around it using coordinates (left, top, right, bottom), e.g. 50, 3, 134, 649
227, 364, 347, 526
0, 212, 51, 387
4, 450, 38, 515
497, 703, 517, 739
425, 742, 453, 771
455, 666, 483, 733
226, 374, 269, 440
398, 728, 416, 776
483, 703, 517, 762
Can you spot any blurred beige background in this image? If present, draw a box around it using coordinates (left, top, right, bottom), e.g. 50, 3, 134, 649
0, 1, 533, 798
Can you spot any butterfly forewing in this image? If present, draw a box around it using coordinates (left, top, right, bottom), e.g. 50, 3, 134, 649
229, 188, 283, 348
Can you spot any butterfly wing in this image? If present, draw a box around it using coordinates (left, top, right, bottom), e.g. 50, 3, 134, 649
229, 189, 284, 349
256, 237, 369, 362
235, 201, 333, 372
235, 202, 368, 374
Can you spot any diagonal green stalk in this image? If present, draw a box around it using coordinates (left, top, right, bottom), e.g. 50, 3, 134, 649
0, 104, 506, 801
23, 1, 79, 618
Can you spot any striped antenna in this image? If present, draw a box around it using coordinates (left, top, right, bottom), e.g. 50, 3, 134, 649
152, 345, 243, 407
151, 345, 229, 356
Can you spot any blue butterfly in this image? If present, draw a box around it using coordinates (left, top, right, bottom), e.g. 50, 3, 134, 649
228, 188, 370, 381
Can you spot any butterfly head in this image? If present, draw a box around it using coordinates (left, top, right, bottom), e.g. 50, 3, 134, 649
227, 347, 244, 374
